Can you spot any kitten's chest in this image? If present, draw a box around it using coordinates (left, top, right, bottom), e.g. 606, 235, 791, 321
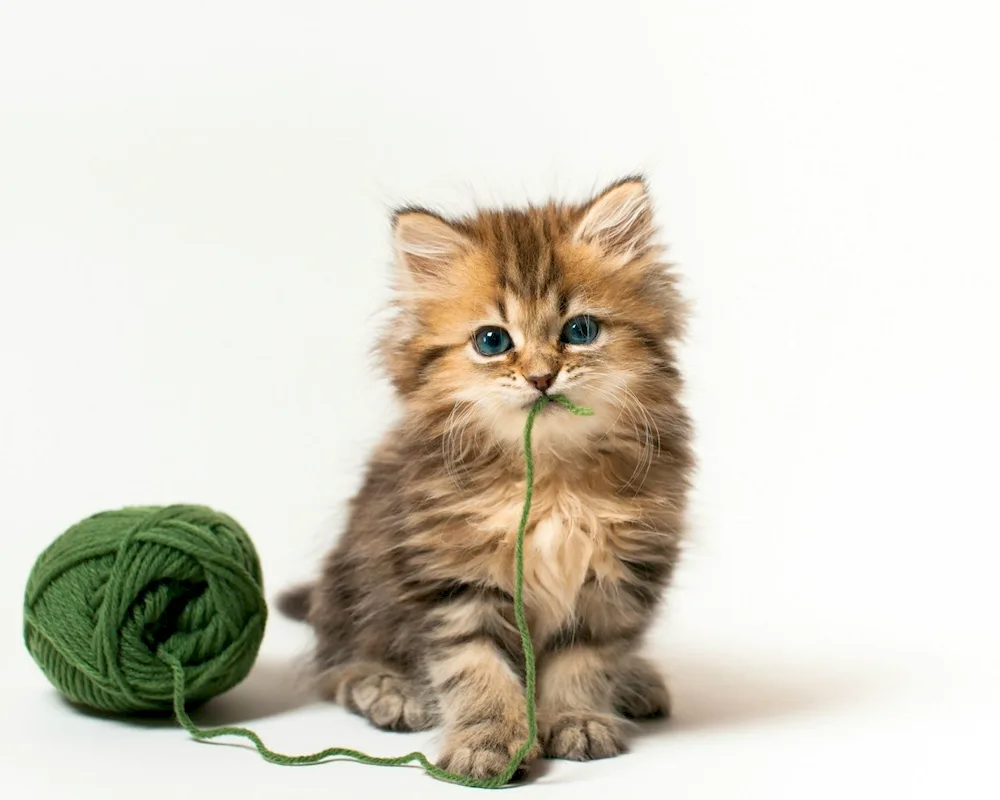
476, 481, 629, 634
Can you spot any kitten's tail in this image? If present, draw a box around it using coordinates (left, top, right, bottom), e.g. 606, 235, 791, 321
275, 582, 314, 622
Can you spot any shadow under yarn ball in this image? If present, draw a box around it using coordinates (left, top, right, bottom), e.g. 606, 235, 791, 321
23, 505, 268, 715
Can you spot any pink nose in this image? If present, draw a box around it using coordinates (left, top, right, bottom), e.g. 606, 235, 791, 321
526, 373, 556, 393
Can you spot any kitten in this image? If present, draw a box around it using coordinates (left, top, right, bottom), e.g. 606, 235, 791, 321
278, 176, 693, 780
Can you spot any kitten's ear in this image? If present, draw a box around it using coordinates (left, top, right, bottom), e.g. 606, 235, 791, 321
573, 177, 654, 259
392, 209, 471, 283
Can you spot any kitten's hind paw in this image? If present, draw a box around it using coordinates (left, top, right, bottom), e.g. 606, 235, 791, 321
614, 654, 672, 719
319, 663, 438, 732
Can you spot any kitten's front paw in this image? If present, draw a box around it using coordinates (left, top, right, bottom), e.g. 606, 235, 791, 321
437, 724, 540, 782
542, 712, 630, 761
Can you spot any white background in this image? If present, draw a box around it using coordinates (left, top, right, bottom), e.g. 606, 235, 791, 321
2, 1, 998, 797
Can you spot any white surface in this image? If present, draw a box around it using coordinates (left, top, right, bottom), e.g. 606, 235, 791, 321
2, 1, 999, 797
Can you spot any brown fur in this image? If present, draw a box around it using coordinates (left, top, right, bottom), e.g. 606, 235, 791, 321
280, 176, 693, 780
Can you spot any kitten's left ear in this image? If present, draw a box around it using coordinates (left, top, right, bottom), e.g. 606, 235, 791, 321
392, 208, 472, 284
573, 177, 655, 260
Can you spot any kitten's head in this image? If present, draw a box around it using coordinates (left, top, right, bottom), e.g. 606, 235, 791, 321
380, 177, 685, 450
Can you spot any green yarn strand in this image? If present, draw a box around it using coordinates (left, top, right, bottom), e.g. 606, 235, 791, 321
166, 394, 592, 789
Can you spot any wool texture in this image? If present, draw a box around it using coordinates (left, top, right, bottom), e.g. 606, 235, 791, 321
23, 504, 267, 714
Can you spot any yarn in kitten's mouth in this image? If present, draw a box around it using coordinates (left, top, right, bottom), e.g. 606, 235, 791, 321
521, 395, 574, 412
523, 396, 551, 411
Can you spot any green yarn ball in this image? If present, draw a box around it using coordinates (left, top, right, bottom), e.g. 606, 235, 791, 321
23, 505, 268, 715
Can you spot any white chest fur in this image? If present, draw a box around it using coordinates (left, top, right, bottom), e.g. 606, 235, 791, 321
474, 481, 629, 634
524, 512, 594, 630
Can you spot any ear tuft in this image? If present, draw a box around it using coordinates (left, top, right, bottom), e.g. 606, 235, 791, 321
393, 209, 470, 281
573, 178, 654, 258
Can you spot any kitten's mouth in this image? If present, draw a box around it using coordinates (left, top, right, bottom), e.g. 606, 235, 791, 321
521, 393, 567, 412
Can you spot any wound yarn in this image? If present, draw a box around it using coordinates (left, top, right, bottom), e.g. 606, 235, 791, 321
23, 504, 267, 714
23, 394, 592, 788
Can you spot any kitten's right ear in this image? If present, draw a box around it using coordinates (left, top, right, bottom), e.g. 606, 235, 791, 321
573, 177, 655, 261
392, 208, 471, 284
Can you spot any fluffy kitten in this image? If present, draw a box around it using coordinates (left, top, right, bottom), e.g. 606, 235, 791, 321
279, 176, 693, 781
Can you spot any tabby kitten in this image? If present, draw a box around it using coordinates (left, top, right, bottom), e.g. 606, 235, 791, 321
279, 176, 693, 780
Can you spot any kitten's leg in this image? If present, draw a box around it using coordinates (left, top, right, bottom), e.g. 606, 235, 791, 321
426, 596, 541, 781
613, 653, 672, 720
318, 661, 438, 732
537, 644, 632, 761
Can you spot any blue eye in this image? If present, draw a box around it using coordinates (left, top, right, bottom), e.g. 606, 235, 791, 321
560, 315, 601, 345
473, 326, 513, 356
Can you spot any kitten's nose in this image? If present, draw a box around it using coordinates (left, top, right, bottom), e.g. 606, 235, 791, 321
526, 373, 557, 393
